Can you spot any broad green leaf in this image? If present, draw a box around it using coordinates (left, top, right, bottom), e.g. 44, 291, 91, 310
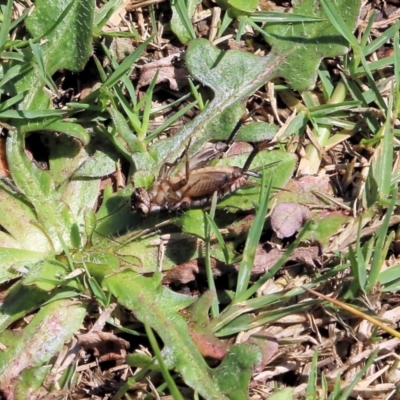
22, 120, 91, 145
22, 258, 71, 291
170, 0, 200, 44
234, 121, 278, 142
264, 0, 361, 91
0, 187, 52, 252
0, 249, 49, 284
106, 270, 229, 399
301, 212, 351, 249
16, 0, 95, 110
149, 0, 360, 166
267, 388, 294, 400
149, 39, 286, 165
11, 365, 52, 400
0, 299, 87, 393
72, 150, 116, 178
93, 186, 136, 240
6, 130, 84, 251
212, 344, 262, 400
219, 0, 258, 13
25, 0, 94, 73
0, 281, 56, 331
176, 209, 205, 238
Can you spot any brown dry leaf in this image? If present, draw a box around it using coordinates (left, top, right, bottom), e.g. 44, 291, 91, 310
77, 331, 130, 362
0, 137, 10, 177
270, 202, 309, 238
227, 214, 255, 239
162, 258, 202, 284
162, 257, 236, 284
164, 243, 321, 285
137, 53, 189, 91
251, 243, 322, 275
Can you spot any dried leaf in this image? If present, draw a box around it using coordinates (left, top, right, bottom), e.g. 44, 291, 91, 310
163, 257, 235, 285
77, 331, 130, 362
137, 53, 189, 91
251, 243, 322, 275
271, 202, 309, 238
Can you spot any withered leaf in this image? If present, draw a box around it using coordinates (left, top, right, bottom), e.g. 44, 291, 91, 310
77, 331, 130, 362
270, 202, 309, 239
137, 53, 189, 91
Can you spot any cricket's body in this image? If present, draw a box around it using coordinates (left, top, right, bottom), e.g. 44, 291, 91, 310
131, 143, 259, 215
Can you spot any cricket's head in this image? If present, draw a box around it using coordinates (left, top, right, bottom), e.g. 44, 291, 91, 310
131, 187, 152, 215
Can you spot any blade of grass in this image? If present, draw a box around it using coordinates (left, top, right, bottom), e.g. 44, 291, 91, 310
216, 10, 234, 39
205, 213, 230, 265
145, 100, 198, 142
367, 186, 398, 290
306, 350, 318, 399
140, 70, 159, 139
104, 37, 153, 89
235, 173, 271, 301
237, 220, 312, 302
394, 22, 400, 118
100, 41, 138, 107
318, 63, 334, 100
144, 322, 184, 400
321, 0, 386, 111
205, 192, 219, 317
364, 22, 399, 57
359, 11, 375, 49
94, 0, 123, 35
0, 0, 13, 51
249, 10, 324, 23
338, 348, 379, 400
188, 79, 205, 110
172, 0, 196, 41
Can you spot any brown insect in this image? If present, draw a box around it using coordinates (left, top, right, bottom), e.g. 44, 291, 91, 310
131, 142, 260, 215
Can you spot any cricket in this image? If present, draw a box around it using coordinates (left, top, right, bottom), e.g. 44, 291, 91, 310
131, 142, 261, 215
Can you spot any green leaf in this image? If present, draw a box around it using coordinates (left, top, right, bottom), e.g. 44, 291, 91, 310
0, 299, 87, 391
300, 211, 351, 249
23, 258, 70, 291
25, 0, 94, 72
106, 270, 229, 399
170, 0, 199, 44
0, 187, 52, 252
266, 388, 294, 400
212, 344, 262, 400
24, 120, 91, 145
149, 39, 285, 164
108, 106, 146, 154
176, 209, 205, 238
6, 130, 87, 252
234, 121, 278, 142
231, 0, 258, 12
0, 249, 49, 284
72, 150, 117, 178
15, 0, 95, 110
0, 0, 13, 51
264, 0, 361, 91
